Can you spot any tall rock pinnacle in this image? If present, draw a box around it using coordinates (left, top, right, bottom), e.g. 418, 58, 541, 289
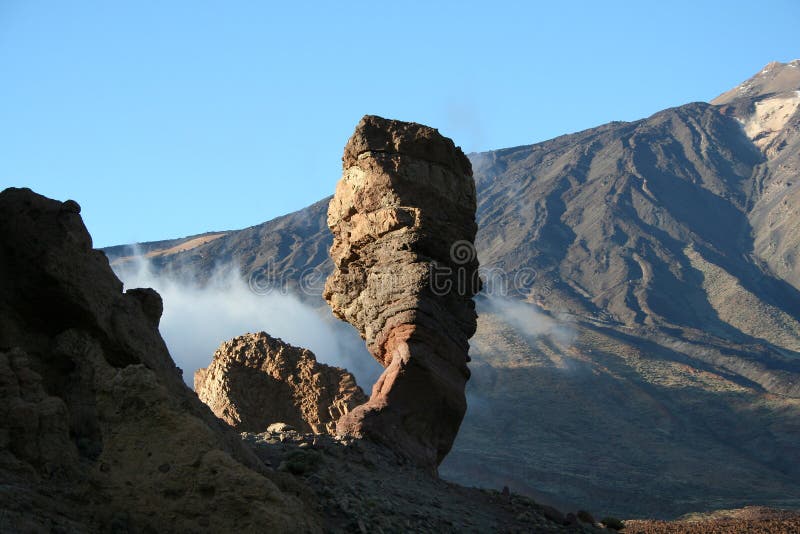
323, 115, 480, 470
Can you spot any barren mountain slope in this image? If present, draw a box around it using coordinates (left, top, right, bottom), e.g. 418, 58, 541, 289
105, 196, 333, 293
713, 60, 800, 290
443, 302, 800, 518
440, 88, 800, 515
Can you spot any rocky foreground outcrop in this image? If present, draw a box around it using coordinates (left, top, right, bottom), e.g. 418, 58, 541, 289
194, 332, 366, 435
323, 115, 480, 470
0, 188, 318, 532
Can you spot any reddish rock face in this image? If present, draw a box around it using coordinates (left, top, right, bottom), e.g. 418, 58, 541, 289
323, 115, 480, 471
194, 332, 366, 435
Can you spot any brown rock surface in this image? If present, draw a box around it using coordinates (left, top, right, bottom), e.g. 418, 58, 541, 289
0, 187, 319, 532
623, 506, 800, 533
323, 115, 480, 470
194, 331, 366, 435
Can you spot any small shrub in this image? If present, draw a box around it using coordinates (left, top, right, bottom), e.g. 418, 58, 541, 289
278, 450, 322, 475
577, 510, 595, 524
600, 516, 624, 530
540, 505, 565, 524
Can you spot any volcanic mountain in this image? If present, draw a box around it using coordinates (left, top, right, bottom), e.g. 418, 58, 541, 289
105, 61, 800, 518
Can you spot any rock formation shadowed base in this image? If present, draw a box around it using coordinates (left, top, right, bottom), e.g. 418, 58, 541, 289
194, 331, 366, 434
244, 427, 605, 533
324, 115, 480, 471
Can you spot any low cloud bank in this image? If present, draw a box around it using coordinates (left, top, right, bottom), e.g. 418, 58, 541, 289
112, 255, 380, 389
479, 296, 575, 348
111, 254, 576, 393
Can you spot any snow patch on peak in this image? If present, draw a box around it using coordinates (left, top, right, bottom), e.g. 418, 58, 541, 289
741, 91, 800, 150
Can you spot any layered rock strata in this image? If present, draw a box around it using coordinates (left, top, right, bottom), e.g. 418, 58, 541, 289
195, 332, 366, 435
323, 115, 480, 470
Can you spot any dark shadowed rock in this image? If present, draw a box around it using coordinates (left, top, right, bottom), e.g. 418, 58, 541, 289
194, 331, 366, 435
125, 287, 163, 327
324, 115, 480, 470
0, 187, 319, 532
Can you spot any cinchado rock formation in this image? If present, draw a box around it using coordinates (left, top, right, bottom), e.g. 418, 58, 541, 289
323, 115, 480, 471
194, 331, 366, 435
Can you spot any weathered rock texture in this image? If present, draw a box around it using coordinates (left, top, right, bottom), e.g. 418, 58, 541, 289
323, 115, 479, 470
195, 332, 366, 435
0, 188, 319, 532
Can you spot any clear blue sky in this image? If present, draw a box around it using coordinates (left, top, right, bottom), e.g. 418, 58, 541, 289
1, 1, 798, 247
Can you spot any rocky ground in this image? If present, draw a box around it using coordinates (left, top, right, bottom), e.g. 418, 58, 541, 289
243, 425, 611, 533
623, 506, 800, 533
240, 426, 800, 533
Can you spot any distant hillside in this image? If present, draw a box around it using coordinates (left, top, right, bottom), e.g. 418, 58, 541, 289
105, 61, 800, 519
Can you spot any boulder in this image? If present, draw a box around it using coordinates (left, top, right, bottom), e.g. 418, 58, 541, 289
195, 331, 367, 435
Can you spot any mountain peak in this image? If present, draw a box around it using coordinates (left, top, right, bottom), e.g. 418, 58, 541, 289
712, 60, 800, 105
